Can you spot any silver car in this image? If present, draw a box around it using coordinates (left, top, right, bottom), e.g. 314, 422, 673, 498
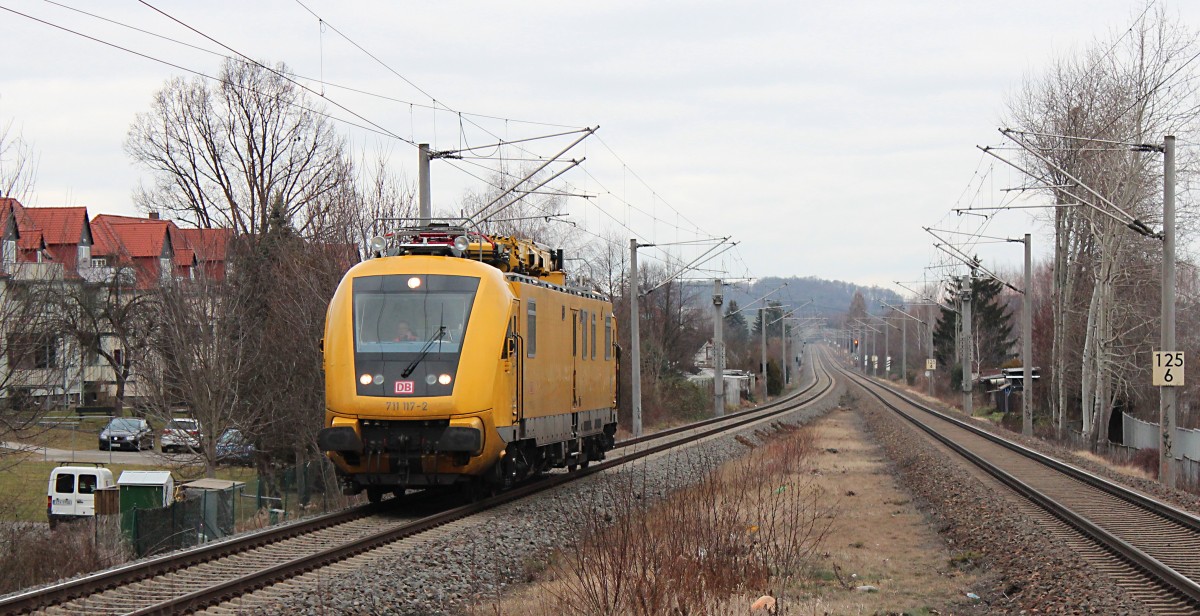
160, 418, 203, 453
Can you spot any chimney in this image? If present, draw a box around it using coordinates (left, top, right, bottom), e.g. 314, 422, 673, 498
148, 212, 160, 220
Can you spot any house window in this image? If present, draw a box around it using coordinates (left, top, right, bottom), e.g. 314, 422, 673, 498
90, 257, 107, 268
526, 300, 537, 358
82, 333, 103, 366
8, 333, 59, 369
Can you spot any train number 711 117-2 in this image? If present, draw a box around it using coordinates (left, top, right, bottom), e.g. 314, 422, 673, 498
385, 401, 428, 412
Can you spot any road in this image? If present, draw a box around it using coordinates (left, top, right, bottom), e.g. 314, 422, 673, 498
0, 441, 201, 465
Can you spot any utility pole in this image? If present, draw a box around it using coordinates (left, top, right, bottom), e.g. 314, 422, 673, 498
961, 275, 973, 416
712, 279, 725, 417
1161, 135, 1177, 487
418, 144, 431, 225
760, 307, 768, 401
781, 319, 789, 387
873, 324, 883, 377
629, 239, 643, 438
1022, 233, 1033, 437
883, 316, 890, 379
901, 315, 907, 383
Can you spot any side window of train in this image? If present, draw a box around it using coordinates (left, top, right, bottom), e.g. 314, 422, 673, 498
581, 310, 588, 361
605, 316, 612, 360
591, 313, 597, 359
527, 299, 537, 358
571, 311, 578, 357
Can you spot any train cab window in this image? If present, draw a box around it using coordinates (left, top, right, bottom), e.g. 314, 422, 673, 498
591, 313, 597, 359
527, 300, 537, 358
605, 316, 612, 360
581, 310, 588, 361
352, 275, 478, 355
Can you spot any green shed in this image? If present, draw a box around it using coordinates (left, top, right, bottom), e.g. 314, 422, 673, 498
118, 470, 175, 536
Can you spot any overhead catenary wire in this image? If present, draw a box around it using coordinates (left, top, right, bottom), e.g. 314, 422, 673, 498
22, 0, 748, 283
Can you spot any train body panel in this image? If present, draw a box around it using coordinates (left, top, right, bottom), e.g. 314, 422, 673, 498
503, 277, 617, 447
319, 237, 617, 497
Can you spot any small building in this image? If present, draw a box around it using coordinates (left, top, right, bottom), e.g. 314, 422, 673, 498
180, 478, 245, 542
117, 470, 176, 545
687, 368, 757, 411
118, 470, 175, 510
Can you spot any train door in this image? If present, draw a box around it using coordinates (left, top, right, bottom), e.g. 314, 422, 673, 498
510, 299, 522, 425
570, 308, 579, 408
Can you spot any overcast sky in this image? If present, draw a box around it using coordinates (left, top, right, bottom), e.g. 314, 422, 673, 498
1, 1, 1195, 291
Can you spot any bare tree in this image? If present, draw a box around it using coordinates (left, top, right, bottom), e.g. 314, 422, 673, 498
126, 58, 351, 239
0, 112, 37, 201
0, 267, 68, 470
311, 148, 417, 253
53, 268, 153, 412
1005, 9, 1200, 444
141, 274, 259, 478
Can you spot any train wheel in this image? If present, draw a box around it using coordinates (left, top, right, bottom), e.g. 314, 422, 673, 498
366, 487, 386, 504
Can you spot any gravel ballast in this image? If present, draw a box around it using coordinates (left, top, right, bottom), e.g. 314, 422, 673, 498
853, 383, 1155, 615
253, 381, 847, 615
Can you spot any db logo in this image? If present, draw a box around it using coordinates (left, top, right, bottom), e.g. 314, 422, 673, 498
394, 380, 415, 394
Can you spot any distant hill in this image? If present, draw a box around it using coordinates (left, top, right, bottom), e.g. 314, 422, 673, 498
688, 276, 904, 320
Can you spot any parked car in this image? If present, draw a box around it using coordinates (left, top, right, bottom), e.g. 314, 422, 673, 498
216, 429, 255, 465
161, 418, 203, 453
48, 465, 115, 528
98, 417, 154, 451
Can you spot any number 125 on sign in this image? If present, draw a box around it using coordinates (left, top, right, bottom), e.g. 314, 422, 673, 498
1153, 351, 1185, 387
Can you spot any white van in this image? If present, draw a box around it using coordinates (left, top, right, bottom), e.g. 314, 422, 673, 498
47, 465, 115, 527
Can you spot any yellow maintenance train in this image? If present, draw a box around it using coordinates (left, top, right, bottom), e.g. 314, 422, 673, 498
318, 222, 618, 501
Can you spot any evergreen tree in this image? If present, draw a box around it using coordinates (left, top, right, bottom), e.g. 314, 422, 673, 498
724, 300, 749, 346
932, 275, 1015, 378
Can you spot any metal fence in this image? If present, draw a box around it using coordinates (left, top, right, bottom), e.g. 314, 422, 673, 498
117, 458, 353, 557
1118, 412, 1200, 491
124, 487, 237, 557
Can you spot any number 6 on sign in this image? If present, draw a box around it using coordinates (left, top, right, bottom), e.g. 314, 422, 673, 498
1153, 351, 1186, 387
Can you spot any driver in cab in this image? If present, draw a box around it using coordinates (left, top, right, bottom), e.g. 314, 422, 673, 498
392, 320, 418, 342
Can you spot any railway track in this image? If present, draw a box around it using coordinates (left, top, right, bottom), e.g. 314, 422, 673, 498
2, 354, 839, 615
833, 352, 1200, 614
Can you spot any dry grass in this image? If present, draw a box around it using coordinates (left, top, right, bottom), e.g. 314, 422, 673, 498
476, 421, 834, 615
0, 517, 131, 595
1071, 449, 1157, 481
787, 408, 972, 614
479, 409, 973, 615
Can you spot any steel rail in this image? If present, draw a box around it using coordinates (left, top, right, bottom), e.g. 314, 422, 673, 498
831, 354, 1200, 606
129, 356, 836, 614
3, 356, 836, 615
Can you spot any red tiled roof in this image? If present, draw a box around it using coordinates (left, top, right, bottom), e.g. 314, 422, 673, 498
176, 227, 232, 262
22, 207, 88, 246
105, 222, 170, 258
1, 199, 59, 260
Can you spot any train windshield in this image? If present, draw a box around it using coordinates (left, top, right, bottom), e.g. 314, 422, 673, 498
353, 274, 479, 355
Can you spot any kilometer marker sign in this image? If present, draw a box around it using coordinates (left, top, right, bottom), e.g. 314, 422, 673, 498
1153, 351, 1185, 387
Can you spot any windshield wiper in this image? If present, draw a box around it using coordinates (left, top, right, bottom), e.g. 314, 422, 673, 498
401, 326, 446, 378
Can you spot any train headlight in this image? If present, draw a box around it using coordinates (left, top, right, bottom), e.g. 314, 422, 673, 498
407, 276, 422, 289
359, 373, 373, 385
425, 374, 437, 385
438, 373, 452, 385
452, 235, 470, 256
373, 374, 384, 385
369, 236, 387, 256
